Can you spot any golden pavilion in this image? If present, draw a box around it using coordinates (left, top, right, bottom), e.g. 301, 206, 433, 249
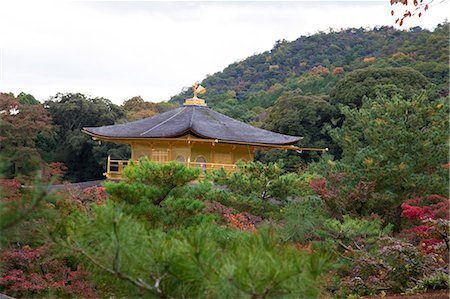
82, 84, 322, 179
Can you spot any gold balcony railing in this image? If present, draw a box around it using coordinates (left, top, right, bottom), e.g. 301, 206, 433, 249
105, 158, 130, 180
105, 156, 238, 180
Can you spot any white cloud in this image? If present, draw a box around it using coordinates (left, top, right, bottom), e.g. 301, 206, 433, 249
0, 1, 447, 104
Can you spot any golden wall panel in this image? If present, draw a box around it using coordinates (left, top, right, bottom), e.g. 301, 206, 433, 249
130, 139, 255, 165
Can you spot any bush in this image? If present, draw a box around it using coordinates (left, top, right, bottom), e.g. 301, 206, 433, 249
105, 158, 200, 206
416, 272, 449, 291
0, 246, 96, 298
309, 172, 377, 219
0, 180, 59, 247
321, 215, 392, 250
337, 236, 446, 297
104, 159, 208, 228
280, 196, 328, 243
210, 161, 303, 202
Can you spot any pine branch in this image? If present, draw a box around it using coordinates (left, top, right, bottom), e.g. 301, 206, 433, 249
0, 188, 47, 231
74, 244, 168, 296
72, 220, 168, 298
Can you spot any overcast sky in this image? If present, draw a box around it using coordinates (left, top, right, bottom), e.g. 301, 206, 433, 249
0, 1, 447, 104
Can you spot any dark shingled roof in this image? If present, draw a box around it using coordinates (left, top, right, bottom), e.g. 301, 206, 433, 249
83, 105, 302, 145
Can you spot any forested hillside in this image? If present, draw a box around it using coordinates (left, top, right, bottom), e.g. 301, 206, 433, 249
171, 23, 448, 110
170, 23, 448, 168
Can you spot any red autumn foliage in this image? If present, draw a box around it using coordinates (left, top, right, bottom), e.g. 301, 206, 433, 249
401, 203, 434, 220
64, 185, 107, 206
368, 213, 382, 221
0, 246, 97, 298
309, 173, 376, 217
205, 202, 262, 229
420, 238, 443, 254
85, 186, 107, 205
223, 213, 256, 231
347, 181, 376, 204
41, 162, 68, 183
310, 178, 332, 201
309, 173, 343, 202
401, 194, 449, 221
440, 162, 450, 169
241, 212, 263, 225
0, 179, 21, 190
401, 194, 450, 254
53, 186, 107, 217
0, 93, 53, 180
0, 179, 22, 201
408, 225, 431, 236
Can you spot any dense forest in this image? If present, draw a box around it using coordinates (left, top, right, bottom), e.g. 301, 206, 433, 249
0, 23, 448, 298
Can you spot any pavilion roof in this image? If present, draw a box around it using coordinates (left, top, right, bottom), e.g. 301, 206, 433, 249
83, 104, 302, 145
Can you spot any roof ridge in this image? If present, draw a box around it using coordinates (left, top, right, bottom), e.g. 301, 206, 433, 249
139, 107, 187, 136
189, 106, 196, 128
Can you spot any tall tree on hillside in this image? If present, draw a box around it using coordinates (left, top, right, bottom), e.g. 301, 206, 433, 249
42, 93, 128, 182
122, 96, 175, 121
17, 92, 40, 105
330, 67, 433, 109
0, 93, 52, 179
259, 92, 339, 169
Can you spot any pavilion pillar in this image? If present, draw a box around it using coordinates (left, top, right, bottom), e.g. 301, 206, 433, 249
187, 139, 192, 168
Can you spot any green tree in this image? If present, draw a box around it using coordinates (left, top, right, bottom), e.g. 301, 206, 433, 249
329, 95, 448, 228
212, 161, 302, 203
17, 92, 40, 105
330, 67, 433, 108
0, 93, 52, 179
105, 158, 201, 207
262, 92, 339, 165
42, 93, 128, 181
281, 196, 328, 243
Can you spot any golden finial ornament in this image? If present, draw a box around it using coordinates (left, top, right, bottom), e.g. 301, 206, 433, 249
192, 83, 206, 99
184, 82, 207, 106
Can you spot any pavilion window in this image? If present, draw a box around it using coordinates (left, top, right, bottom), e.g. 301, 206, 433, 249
176, 155, 186, 164
152, 149, 169, 163
195, 156, 206, 169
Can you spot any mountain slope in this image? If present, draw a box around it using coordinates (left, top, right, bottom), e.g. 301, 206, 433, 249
170, 23, 448, 119
169, 23, 448, 168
